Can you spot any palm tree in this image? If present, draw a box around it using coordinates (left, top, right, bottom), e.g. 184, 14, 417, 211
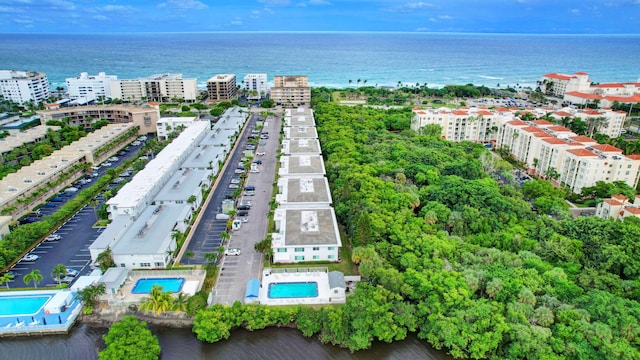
75, 283, 106, 314
96, 247, 116, 272
172, 293, 189, 313
219, 231, 230, 244
203, 252, 218, 265
0, 273, 14, 290
348, 79, 352, 88
88, 199, 99, 222
23, 269, 43, 289
356, 79, 361, 89
51, 264, 67, 287
183, 250, 194, 265
139, 285, 173, 316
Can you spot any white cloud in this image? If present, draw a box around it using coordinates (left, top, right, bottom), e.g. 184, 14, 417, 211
13, 18, 32, 24
570, 8, 580, 14
93, 15, 109, 21
383, 2, 435, 13
158, 0, 207, 10
308, 0, 331, 5
439, 15, 453, 20
99, 5, 135, 12
231, 17, 242, 26
0, 6, 25, 13
259, 0, 291, 6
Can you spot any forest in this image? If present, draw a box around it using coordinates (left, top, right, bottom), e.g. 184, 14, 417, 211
194, 103, 640, 359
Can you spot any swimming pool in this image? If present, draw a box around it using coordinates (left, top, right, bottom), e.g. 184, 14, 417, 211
0, 295, 51, 317
131, 278, 185, 294
268, 282, 318, 298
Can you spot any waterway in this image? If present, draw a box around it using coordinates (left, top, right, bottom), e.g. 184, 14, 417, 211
0, 323, 452, 360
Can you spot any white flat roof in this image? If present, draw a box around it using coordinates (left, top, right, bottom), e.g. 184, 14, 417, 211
279, 155, 326, 177
283, 126, 318, 139
281, 139, 321, 155
274, 208, 341, 247
181, 144, 227, 169
112, 204, 189, 256
155, 169, 208, 202
277, 177, 332, 206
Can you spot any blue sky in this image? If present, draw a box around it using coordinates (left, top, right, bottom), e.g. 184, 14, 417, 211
1, 0, 639, 34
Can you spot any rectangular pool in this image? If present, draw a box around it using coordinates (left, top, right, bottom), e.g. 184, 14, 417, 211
268, 282, 318, 299
131, 278, 185, 294
0, 295, 51, 317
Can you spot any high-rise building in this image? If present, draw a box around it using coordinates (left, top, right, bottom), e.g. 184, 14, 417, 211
66, 72, 117, 100
207, 74, 237, 101
0, 70, 50, 105
242, 74, 269, 100
271, 75, 311, 106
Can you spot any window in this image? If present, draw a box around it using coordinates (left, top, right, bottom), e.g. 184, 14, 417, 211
312, 247, 320, 251
294, 247, 304, 252
328, 247, 335, 251
154, 262, 163, 267
277, 248, 287, 253
120, 264, 126, 267
312, 255, 320, 260
328, 255, 335, 259
295, 256, 304, 261
140, 262, 151, 267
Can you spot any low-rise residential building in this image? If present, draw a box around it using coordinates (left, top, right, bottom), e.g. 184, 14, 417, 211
595, 194, 640, 221
207, 74, 237, 101
281, 139, 321, 156
411, 108, 504, 143
0, 70, 50, 105
0, 123, 138, 220
284, 107, 316, 127
283, 126, 318, 139
156, 116, 198, 140
271, 75, 311, 106
0, 125, 50, 161
540, 72, 591, 97
279, 155, 326, 178
38, 104, 160, 135
271, 208, 342, 263
66, 72, 117, 100
242, 74, 269, 100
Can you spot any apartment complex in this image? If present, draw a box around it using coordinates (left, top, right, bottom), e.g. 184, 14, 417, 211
242, 74, 269, 100
38, 104, 160, 135
0, 70, 50, 105
411, 106, 640, 193
540, 72, 640, 107
272, 107, 342, 263
595, 194, 640, 221
65, 72, 117, 100
90, 107, 248, 269
206, 74, 237, 101
271, 75, 311, 106
109, 73, 198, 102
0, 123, 138, 220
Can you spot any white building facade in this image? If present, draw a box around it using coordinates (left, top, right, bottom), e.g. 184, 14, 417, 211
109, 73, 198, 102
65, 72, 117, 100
242, 74, 269, 100
0, 70, 50, 105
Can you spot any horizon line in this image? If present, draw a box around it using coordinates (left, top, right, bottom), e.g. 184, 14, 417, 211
1, 30, 639, 36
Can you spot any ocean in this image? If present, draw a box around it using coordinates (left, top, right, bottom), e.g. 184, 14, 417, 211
0, 32, 639, 91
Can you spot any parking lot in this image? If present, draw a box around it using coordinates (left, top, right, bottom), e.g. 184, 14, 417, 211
6, 137, 148, 288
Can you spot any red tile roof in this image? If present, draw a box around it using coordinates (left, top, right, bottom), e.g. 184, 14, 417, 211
565, 91, 604, 100
531, 119, 553, 125
569, 136, 596, 143
543, 73, 572, 80
604, 94, 640, 103
574, 72, 589, 75
592, 144, 622, 153
554, 111, 573, 117
548, 125, 572, 132
613, 194, 629, 202
542, 137, 569, 145
532, 132, 552, 138
520, 126, 545, 133
625, 207, 640, 215
477, 110, 493, 116
452, 110, 468, 116
567, 148, 598, 157
604, 199, 623, 205
593, 83, 625, 88
507, 120, 527, 126
582, 109, 602, 115
626, 154, 640, 160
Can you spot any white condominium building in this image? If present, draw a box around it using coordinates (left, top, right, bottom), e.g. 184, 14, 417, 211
595, 194, 640, 221
540, 72, 591, 97
66, 72, 117, 100
109, 73, 198, 102
0, 70, 50, 105
242, 74, 269, 100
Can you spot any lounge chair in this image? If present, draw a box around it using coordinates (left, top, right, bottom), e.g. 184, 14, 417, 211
29, 320, 40, 326
4, 323, 13, 328
15, 321, 25, 328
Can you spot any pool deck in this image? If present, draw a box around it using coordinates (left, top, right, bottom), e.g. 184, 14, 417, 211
0, 290, 83, 337
104, 270, 205, 305
258, 270, 333, 306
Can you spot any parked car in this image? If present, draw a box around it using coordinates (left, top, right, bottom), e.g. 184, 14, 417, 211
237, 204, 251, 210
249, 169, 260, 173
259, 140, 267, 145
234, 169, 246, 174
243, 191, 255, 196
65, 268, 79, 277
19, 217, 39, 224
256, 152, 265, 156
225, 248, 241, 256
109, 157, 119, 162
240, 217, 249, 223
237, 210, 249, 217
45, 234, 62, 241
132, 141, 141, 146
43, 203, 57, 208
21, 254, 39, 262
252, 160, 263, 165
245, 186, 256, 192
64, 187, 79, 193
59, 276, 75, 284
102, 162, 112, 167
228, 184, 240, 189
50, 197, 65, 202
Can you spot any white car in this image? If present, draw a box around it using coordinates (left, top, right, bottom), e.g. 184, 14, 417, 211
65, 268, 79, 277
45, 234, 62, 241
256, 152, 265, 156
249, 169, 260, 173
225, 248, 241, 256
21, 254, 39, 262
240, 217, 249, 223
